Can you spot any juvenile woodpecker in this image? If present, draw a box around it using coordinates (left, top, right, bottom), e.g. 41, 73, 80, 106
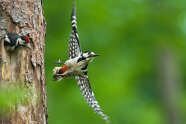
53, 3, 109, 123
4, 33, 31, 51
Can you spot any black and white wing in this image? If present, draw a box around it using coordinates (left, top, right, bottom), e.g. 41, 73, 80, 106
76, 76, 109, 122
68, 3, 81, 59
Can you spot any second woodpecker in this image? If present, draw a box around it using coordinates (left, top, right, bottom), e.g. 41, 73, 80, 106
53, 3, 109, 122
4, 33, 31, 51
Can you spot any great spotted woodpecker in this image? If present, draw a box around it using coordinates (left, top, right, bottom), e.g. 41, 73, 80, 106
53, 3, 109, 123
4, 33, 31, 51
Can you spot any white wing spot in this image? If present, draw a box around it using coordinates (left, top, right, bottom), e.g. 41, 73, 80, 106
72, 20, 76, 24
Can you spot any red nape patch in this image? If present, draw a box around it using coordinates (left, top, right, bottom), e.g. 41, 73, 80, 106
21, 35, 30, 43
59, 64, 68, 74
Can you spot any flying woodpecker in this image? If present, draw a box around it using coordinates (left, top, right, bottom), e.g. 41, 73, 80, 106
53, 3, 109, 123
4, 33, 31, 51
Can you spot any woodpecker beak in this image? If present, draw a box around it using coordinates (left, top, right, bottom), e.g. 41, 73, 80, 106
25, 44, 32, 49
93, 54, 99, 57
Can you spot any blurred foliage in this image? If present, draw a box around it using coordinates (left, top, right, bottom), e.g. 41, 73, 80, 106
0, 83, 30, 116
44, 0, 186, 124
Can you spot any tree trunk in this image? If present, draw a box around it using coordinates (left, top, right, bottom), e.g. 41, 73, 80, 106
157, 48, 182, 124
0, 0, 47, 124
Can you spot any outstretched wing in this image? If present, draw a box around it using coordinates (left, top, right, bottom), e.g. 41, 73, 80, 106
75, 75, 109, 122
68, 3, 81, 59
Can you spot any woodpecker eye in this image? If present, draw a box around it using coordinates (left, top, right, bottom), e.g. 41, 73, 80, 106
85, 50, 91, 54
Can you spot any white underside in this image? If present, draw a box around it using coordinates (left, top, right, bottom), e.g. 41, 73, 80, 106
65, 56, 87, 75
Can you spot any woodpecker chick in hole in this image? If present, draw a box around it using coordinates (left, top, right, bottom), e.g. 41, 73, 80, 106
4, 32, 31, 51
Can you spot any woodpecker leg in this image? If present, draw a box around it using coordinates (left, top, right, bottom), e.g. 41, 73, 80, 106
54, 59, 63, 64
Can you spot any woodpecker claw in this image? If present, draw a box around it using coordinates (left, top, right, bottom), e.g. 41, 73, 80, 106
53, 75, 63, 81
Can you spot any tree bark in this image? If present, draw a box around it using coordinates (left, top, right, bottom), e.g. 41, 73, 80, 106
0, 0, 47, 124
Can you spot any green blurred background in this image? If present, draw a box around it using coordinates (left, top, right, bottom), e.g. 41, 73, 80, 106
44, 0, 186, 124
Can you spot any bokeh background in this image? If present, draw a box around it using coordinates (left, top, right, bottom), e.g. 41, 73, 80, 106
44, 0, 186, 124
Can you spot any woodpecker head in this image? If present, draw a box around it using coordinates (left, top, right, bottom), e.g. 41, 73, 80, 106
82, 51, 99, 62
19, 35, 31, 49
4, 33, 32, 51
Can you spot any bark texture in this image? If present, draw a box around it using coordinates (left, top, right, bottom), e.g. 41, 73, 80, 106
0, 0, 47, 123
